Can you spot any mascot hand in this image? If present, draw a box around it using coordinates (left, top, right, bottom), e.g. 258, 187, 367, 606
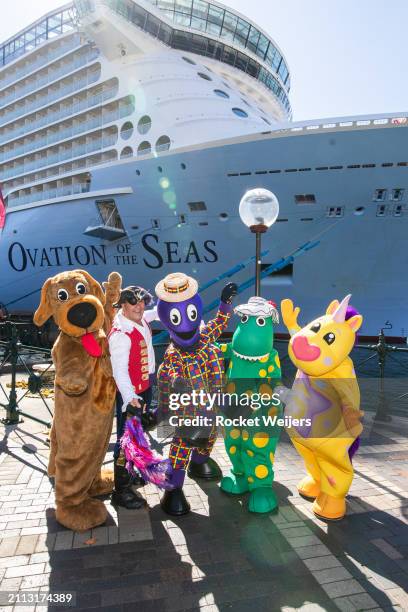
343, 406, 364, 435
281, 299, 300, 335
221, 282, 238, 304
55, 374, 88, 396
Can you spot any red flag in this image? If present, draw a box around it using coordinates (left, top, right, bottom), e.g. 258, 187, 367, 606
0, 186, 5, 229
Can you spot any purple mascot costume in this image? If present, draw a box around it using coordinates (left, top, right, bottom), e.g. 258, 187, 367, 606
155, 272, 237, 515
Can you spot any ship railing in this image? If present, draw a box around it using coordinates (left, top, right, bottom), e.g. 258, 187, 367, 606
2, 134, 118, 181
0, 36, 82, 92
7, 183, 90, 208
0, 86, 119, 145
0, 49, 99, 110
0, 320, 54, 428
0, 104, 131, 163
0, 71, 100, 128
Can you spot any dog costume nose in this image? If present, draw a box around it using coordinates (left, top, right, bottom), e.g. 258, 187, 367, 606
67, 302, 97, 329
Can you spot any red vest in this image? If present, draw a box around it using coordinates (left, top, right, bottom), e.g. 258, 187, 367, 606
110, 325, 150, 394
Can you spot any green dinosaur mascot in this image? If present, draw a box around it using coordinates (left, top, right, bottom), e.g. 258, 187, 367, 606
217, 297, 283, 513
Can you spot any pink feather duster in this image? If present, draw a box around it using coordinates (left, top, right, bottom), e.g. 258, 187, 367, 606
120, 416, 174, 490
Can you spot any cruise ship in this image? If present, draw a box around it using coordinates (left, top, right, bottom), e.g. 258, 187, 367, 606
0, 0, 407, 339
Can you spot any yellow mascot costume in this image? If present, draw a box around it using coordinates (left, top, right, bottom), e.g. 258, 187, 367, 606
34, 270, 121, 532
281, 295, 363, 521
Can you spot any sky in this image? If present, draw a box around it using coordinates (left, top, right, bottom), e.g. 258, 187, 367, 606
1, 0, 407, 121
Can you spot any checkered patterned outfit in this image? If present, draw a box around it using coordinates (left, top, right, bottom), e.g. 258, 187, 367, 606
158, 309, 231, 470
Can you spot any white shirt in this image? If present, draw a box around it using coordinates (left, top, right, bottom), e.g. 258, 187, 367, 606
109, 307, 158, 410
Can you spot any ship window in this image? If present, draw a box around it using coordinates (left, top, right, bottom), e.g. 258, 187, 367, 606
382, 162, 393, 167
152, 219, 160, 229
214, 89, 229, 98
354, 206, 365, 216
347, 164, 360, 169
394, 204, 403, 217
198, 72, 212, 81
376, 204, 387, 217
397, 161, 408, 166
182, 56, 196, 65
295, 194, 316, 204
261, 263, 293, 278
179, 214, 186, 224
137, 115, 152, 135
362, 164, 375, 168
392, 188, 404, 201
219, 212, 229, 221
96, 200, 124, 229
276, 218, 288, 222
137, 141, 151, 156
156, 135, 171, 152
120, 121, 133, 140
232, 108, 248, 118
327, 206, 344, 218
181, 163, 186, 169
188, 201, 207, 211
120, 147, 133, 159
374, 189, 387, 201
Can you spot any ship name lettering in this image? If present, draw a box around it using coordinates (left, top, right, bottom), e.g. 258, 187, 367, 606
141, 233, 218, 269
8, 242, 107, 271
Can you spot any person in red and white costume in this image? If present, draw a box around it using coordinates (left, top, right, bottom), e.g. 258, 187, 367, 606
109, 285, 159, 509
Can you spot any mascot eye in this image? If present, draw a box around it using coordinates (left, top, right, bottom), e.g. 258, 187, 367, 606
256, 317, 266, 327
57, 289, 69, 302
241, 315, 249, 323
310, 322, 321, 333
323, 332, 335, 345
170, 307, 182, 326
187, 304, 198, 322
76, 282, 86, 295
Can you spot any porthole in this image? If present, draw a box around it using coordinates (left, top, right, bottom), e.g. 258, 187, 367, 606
232, 108, 248, 118
158, 166, 163, 173
155, 135, 171, 152
198, 72, 212, 81
354, 206, 365, 216
182, 56, 196, 65
181, 163, 186, 169
219, 212, 229, 221
135, 169, 141, 176
137, 115, 151, 135
120, 146, 133, 159
120, 121, 133, 140
214, 89, 229, 99
137, 141, 151, 156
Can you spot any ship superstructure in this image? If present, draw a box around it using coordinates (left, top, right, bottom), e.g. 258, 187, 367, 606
0, 0, 407, 339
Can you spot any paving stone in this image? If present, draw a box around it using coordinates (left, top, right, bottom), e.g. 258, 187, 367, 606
312, 566, 353, 585
15, 535, 39, 555
321, 579, 366, 599
5, 562, 45, 579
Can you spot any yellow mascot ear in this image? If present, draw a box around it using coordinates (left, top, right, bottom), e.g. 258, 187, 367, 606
346, 314, 363, 333
326, 299, 340, 315
33, 279, 53, 326
73, 269, 105, 304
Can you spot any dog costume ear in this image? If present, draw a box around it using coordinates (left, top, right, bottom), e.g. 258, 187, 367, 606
33, 278, 53, 326
74, 269, 105, 304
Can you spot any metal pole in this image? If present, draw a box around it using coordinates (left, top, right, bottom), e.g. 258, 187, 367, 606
255, 231, 262, 296
1, 323, 23, 425
374, 329, 392, 422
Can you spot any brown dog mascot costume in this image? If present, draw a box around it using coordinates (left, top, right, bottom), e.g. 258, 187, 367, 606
34, 269, 121, 532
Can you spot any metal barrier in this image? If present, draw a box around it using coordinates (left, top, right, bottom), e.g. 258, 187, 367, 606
0, 321, 53, 427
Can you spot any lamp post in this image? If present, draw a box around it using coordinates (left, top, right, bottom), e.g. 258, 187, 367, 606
239, 188, 279, 296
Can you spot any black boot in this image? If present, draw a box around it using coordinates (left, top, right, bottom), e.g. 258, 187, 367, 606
111, 463, 146, 510
161, 488, 190, 516
188, 457, 222, 480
